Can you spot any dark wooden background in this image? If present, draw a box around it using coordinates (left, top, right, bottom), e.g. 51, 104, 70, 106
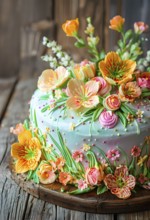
0, 1, 150, 219
0, 0, 150, 78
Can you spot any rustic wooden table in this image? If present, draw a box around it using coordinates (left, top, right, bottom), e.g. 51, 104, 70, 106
0, 57, 150, 220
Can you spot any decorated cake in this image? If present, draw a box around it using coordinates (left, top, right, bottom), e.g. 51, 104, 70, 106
10, 16, 150, 199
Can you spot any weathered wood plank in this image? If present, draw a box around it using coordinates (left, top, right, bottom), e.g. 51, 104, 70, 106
0, 77, 17, 121
117, 211, 150, 220
86, 213, 114, 220
0, 0, 20, 77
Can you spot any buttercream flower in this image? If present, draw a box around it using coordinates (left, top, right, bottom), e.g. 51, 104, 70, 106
37, 163, 56, 184
85, 167, 104, 186
104, 165, 136, 199
106, 149, 120, 161
103, 94, 121, 111
38, 67, 70, 92
138, 174, 148, 184
99, 110, 118, 128
78, 179, 88, 190
55, 157, 65, 170
72, 150, 84, 162
59, 172, 72, 185
131, 146, 141, 157
109, 15, 125, 32
134, 22, 149, 34
99, 52, 136, 85
136, 72, 150, 89
119, 81, 141, 102
62, 18, 79, 36
66, 79, 99, 110
74, 60, 96, 81
10, 123, 25, 135
11, 130, 41, 173
82, 144, 91, 152
137, 155, 148, 167
92, 77, 112, 96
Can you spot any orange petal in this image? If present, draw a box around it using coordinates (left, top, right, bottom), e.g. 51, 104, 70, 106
66, 96, 82, 109
111, 187, 131, 199
15, 158, 30, 173
18, 130, 32, 145
126, 175, 136, 189
30, 137, 41, 149
67, 79, 85, 97
104, 174, 117, 189
11, 143, 26, 159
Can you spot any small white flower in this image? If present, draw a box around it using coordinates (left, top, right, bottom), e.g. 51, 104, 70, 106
56, 52, 63, 58
42, 36, 48, 45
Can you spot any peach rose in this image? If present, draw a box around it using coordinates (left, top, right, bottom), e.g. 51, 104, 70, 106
103, 94, 121, 111
37, 163, 56, 184
85, 167, 104, 186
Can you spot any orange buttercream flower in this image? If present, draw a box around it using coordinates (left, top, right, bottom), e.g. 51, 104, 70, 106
37, 163, 56, 184
59, 172, 72, 185
66, 79, 100, 110
11, 130, 41, 173
99, 52, 136, 85
134, 22, 149, 34
62, 18, 79, 36
104, 165, 136, 199
109, 15, 125, 32
119, 81, 141, 102
38, 66, 70, 92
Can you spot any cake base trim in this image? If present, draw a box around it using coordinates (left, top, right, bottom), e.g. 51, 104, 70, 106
10, 157, 150, 214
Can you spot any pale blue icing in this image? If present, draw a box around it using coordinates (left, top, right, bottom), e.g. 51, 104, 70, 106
30, 89, 150, 163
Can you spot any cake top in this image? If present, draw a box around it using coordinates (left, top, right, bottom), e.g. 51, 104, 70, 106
37, 15, 150, 129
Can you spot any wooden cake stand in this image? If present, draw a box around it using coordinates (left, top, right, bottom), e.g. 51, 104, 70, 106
10, 159, 150, 214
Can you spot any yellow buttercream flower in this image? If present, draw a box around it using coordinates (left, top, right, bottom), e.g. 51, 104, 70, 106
11, 130, 41, 173
99, 52, 136, 85
137, 155, 148, 167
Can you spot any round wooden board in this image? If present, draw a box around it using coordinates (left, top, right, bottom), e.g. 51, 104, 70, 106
9, 159, 150, 214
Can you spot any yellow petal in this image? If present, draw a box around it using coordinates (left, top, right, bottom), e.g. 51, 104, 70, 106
82, 95, 99, 108
18, 130, 32, 145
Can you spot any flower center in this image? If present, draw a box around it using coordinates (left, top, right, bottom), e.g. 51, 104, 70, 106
117, 177, 125, 188
24, 147, 36, 160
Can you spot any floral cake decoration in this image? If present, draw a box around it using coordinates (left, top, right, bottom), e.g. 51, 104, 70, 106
10, 15, 150, 199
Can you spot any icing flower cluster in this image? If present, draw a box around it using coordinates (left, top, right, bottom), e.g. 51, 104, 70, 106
10, 125, 150, 199
38, 15, 150, 129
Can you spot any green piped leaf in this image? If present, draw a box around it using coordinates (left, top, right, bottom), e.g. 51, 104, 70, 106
86, 151, 99, 168
24, 119, 30, 130
33, 109, 38, 127
97, 184, 108, 195
69, 187, 94, 195
116, 110, 127, 127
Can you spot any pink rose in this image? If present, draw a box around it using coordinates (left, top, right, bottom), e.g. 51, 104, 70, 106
103, 94, 121, 111
85, 167, 104, 186
137, 72, 150, 89
92, 77, 112, 96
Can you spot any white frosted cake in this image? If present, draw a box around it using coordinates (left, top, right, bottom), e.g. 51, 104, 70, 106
11, 16, 150, 199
